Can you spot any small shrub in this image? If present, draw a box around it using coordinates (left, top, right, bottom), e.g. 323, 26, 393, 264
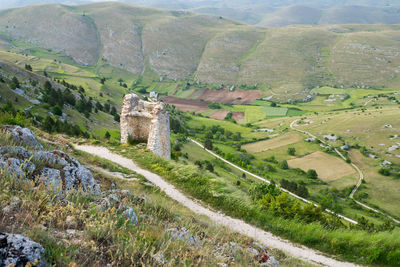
287, 147, 296, 156
208, 103, 221, 109
378, 168, 391, 176
307, 169, 318, 179
279, 160, 289, 170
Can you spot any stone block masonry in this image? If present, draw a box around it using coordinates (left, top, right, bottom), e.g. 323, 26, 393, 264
120, 93, 171, 159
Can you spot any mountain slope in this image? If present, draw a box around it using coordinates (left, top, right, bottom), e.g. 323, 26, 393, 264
0, 4, 99, 65
1, 3, 400, 99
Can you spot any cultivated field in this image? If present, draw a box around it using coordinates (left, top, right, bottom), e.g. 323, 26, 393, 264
210, 110, 230, 120
209, 110, 245, 123
288, 151, 356, 181
242, 132, 301, 153
196, 88, 261, 104
161, 96, 209, 112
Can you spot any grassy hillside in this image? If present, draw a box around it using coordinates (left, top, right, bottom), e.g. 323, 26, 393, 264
1, 3, 400, 101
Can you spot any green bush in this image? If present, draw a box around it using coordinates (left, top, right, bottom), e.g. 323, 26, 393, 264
279, 160, 289, 170
379, 168, 391, 176
287, 147, 296, 156
307, 169, 318, 179
208, 103, 221, 109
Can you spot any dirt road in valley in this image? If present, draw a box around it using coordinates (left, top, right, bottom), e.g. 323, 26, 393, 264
74, 144, 360, 267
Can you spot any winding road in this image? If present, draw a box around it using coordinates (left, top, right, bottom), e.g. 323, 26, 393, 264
74, 144, 359, 267
288, 119, 364, 199
289, 119, 400, 224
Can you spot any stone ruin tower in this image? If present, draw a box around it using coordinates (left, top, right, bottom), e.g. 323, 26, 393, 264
120, 93, 171, 159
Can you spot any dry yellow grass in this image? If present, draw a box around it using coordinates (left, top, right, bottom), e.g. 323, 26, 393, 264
242, 132, 301, 153
288, 151, 356, 181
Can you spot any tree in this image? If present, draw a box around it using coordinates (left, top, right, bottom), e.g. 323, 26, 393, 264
287, 147, 296, 156
224, 112, 233, 120
194, 160, 202, 169
378, 168, 390, 176
104, 131, 111, 139
204, 161, 214, 172
24, 64, 32, 71
279, 160, 289, 170
52, 105, 62, 116
233, 132, 241, 141
307, 169, 318, 179
208, 103, 221, 109
10, 76, 20, 89
271, 102, 277, 107
96, 101, 103, 111
63, 89, 76, 106
104, 103, 110, 113
297, 184, 309, 198
114, 113, 120, 122
204, 139, 213, 150
110, 106, 117, 116
44, 81, 52, 91
205, 131, 213, 139
42, 116, 55, 133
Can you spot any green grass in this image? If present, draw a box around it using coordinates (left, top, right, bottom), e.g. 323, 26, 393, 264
111, 142, 400, 267
187, 115, 267, 141
261, 106, 288, 116
251, 99, 271, 106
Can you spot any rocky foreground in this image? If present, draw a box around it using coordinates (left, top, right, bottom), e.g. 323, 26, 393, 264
0, 126, 281, 266
0, 126, 137, 266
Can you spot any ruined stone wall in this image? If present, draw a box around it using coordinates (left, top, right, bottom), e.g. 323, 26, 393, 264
120, 94, 171, 159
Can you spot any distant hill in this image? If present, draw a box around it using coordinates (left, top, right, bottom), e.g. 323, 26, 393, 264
258, 6, 322, 27
1, 2, 400, 99
2, 0, 400, 26
258, 5, 400, 26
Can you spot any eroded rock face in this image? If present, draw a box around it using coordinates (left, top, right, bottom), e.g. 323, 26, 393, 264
0, 146, 100, 194
1, 125, 43, 150
0, 233, 47, 267
120, 94, 171, 159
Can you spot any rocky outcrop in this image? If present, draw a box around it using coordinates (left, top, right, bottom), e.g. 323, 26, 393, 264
1, 125, 43, 150
0, 146, 100, 194
120, 94, 171, 159
0, 233, 47, 267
